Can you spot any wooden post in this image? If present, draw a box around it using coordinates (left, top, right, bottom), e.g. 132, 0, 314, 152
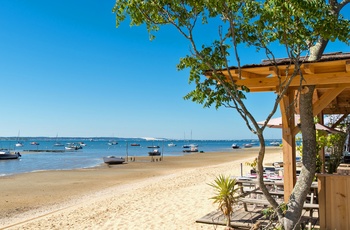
280, 92, 297, 202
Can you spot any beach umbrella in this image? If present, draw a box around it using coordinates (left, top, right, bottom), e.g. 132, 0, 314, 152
258, 115, 342, 134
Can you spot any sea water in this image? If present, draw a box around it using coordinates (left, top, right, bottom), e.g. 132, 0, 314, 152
0, 138, 281, 176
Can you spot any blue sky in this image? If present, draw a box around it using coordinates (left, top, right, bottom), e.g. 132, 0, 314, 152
0, 1, 349, 140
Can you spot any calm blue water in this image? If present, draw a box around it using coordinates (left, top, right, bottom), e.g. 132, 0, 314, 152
0, 138, 281, 176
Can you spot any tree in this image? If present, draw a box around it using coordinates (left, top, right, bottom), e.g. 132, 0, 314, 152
113, 1, 350, 229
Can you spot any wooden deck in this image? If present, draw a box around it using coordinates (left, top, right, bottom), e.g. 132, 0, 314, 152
196, 205, 320, 229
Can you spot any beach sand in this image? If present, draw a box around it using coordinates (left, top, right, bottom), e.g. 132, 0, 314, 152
0, 147, 283, 230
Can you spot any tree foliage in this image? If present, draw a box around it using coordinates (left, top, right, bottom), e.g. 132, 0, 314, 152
113, 1, 350, 229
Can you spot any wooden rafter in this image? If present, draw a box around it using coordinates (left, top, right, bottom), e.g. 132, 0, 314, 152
313, 86, 348, 116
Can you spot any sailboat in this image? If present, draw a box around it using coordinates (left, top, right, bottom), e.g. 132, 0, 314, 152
53, 134, 64, 147
15, 131, 23, 147
182, 130, 198, 149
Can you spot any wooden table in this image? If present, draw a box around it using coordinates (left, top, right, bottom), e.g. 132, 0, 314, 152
235, 177, 319, 212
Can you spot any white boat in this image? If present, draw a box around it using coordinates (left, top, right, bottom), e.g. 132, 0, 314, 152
0, 150, 21, 160
15, 131, 24, 147
53, 134, 64, 146
244, 143, 253, 148
232, 144, 240, 149
168, 142, 176, 147
78, 142, 86, 147
65, 146, 76, 151
15, 142, 23, 147
183, 143, 198, 148
65, 144, 82, 151
270, 141, 280, 146
53, 142, 64, 147
183, 146, 198, 153
108, 141, 118, 145
103, 156, 125, 164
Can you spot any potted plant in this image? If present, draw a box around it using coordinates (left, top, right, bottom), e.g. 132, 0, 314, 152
245, 158, 258, 174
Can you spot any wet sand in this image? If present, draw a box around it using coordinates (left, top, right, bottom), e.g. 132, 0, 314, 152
0, 147, 283, 229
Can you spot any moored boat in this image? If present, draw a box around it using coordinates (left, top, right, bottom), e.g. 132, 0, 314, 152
168, 142, 176, 147
31, 142, 40, 145
270, 141, 280, 146
15, 131, 24, 147
183, 146, 198, 153
130, 143, 140, 146
0, 150, 21, 160
103, 156, 125, 164
65, 143, 82, 151
147, 145, 160, 148
108, 141, 118, 145
183, 143, 198, 148
15, 142, 24, 147
232, 144, 240, 149
53, 142, 64, 147
148, 149, 161, 156
244, 143, 253, 148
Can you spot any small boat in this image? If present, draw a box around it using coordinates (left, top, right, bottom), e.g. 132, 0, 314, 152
131, 143, 140, 146
65, 146, 77, 151
232, 144, 240, 149
168, 143, 176, 147
183, 143, 197, 148
53, 142, 64, 147
147, 145, 160, 148
183, 146, 198, 153
78, 142, 86, 147
148, 149, 161, 156
15, 131, 24, 147
108, 141, 118, 145
270, 141, 280, 146
103, 156, 125, 164
15, 142, 24, 147
53, 134, 64, 147
244, 143, 253, 148
31, 142, 40, 145
0, 150, 21, 160
65, 144, 82, 151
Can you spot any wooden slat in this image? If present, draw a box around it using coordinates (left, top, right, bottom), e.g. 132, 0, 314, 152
318, 174, 350, 229
196, 206, 319, 228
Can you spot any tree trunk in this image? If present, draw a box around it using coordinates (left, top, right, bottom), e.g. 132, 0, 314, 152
283, 85, 317, 229
309, 38, 329, 61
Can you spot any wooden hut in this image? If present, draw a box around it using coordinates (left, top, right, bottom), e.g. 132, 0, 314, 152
205, 52, 350, 229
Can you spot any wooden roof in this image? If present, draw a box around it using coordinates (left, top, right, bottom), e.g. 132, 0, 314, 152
214, 52, 350, 115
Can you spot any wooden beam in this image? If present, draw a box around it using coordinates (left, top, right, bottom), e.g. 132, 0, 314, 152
318, 114, 326, 173
304, 64, 315, 74
233, 72, 350, 90
269, 66, 280, 76
280, 90, 297, 202
232, 69, 265, 79
323, 107, 350, 114
346, 60, 350, 73
331, 114, 348, 129
313, 86, 347, 116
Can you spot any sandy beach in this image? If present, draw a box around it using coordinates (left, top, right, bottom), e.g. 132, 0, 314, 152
0, 147, 282, 230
